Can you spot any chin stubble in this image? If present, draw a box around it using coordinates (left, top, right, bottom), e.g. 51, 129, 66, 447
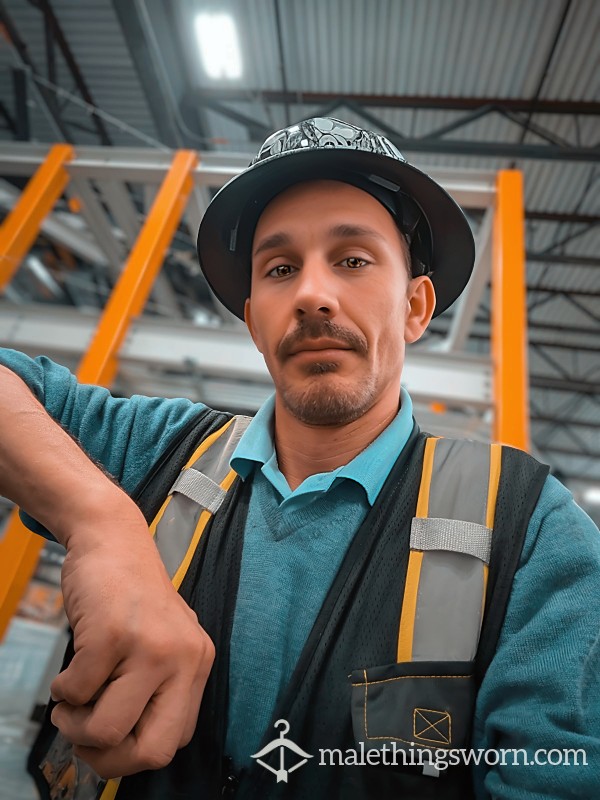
281, 376, 379, 425
276, 318, 376, 425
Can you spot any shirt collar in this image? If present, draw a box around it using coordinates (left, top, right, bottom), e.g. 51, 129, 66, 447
231, 387, 414, 506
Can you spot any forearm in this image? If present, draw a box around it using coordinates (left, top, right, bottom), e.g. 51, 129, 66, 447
1, 363, 215, 779
0, 365, 144, 548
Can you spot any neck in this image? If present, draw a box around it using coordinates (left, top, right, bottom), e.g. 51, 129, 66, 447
273, 391, 401, 490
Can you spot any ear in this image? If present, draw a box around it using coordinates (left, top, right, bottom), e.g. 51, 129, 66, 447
404, 276, 436, 343
244, 297, 262, 353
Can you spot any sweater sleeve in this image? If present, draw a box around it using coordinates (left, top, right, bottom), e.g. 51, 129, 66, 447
471, 474, 600, 799
0, 346, 209, 502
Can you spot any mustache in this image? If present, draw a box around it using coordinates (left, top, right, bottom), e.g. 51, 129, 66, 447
277, 318, 368, 361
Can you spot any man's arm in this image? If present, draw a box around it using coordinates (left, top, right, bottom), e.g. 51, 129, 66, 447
472, 474, 600, 798
0, 349, 205, 497
0, 364, 215, 778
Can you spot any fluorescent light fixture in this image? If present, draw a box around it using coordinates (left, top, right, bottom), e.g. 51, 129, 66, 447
195, 12, 242, 79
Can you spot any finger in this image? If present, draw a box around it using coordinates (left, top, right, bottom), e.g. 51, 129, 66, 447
72, 685, 185, 779
51, 643, 119, 706
74, 736, 141, 779
178, 635, 215, 746
51, 672, 155, 749
178, 671, 209, 747
132, 677, 192, 763
68, 661, 213, 776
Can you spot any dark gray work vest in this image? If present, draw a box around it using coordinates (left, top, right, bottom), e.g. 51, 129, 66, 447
30, 408, 549, 800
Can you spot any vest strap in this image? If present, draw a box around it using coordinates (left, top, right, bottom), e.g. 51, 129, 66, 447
150, 415, 250, 586
410, 518, 492, 564
171, 468, 226, 513
397, 438, 502, 664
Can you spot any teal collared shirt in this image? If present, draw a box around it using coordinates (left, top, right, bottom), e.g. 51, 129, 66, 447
231, 386, 415, 508
1, 348, 598, 798
226, 387, 415, 763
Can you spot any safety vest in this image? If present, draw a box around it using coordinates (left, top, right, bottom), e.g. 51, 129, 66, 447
30, 410, 549, 800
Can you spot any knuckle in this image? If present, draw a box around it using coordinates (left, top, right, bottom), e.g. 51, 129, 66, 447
200, 634, 216, 667
58, 684, 91, 706
179, 726, 195, 749
186, 626, 214, 657
50, 705, 67, 732
138, 745, 177, 772
88, 722, 128, 749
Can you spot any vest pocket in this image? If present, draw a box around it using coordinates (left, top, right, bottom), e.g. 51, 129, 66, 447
349, 660, 475, 760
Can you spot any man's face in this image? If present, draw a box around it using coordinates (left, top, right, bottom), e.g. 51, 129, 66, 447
245, 180, 432, 426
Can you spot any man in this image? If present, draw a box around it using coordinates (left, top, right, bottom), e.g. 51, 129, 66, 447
0, 117, 598, 799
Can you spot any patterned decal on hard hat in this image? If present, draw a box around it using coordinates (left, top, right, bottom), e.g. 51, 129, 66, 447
251, 117, 407, 165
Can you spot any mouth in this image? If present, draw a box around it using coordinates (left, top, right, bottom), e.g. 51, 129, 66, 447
288, 339, 353, 357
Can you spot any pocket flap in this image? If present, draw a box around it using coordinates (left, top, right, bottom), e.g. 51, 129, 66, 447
350, 660, 475, 753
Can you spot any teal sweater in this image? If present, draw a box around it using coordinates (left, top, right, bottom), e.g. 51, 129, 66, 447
2, 349, 599, 799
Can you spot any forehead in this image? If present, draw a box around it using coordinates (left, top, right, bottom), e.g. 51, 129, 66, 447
254, 179, 399, 239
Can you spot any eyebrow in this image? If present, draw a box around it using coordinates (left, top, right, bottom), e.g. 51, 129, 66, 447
253, 232, 292, 258
252, 224, 386, 258
328, 223, 386, 243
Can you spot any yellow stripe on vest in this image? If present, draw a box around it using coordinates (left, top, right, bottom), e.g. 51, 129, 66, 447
481, 443, 502, 617
415, 437, 439, 519
397, 437, 440, 662
396, 550, 423, 662
99, 777, 120, 800
171, 466, 238, 590
485, 443, 502, 529
148, 417, 236, 540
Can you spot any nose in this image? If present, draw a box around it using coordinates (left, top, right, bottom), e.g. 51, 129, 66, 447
293, 257, 340, 319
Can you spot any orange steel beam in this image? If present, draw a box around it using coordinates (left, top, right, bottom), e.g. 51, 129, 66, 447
0, 143, 74, 291
0, 149, 199, 640
0, 515, 46, 639
77, 149, 198, 386
0, 143, 74, 639
491, 170, 530, 450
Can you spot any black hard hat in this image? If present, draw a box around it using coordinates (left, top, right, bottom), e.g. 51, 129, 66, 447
197, 117, 475, 319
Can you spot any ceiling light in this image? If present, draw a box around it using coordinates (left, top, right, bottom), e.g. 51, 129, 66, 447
195, 12, 242, 79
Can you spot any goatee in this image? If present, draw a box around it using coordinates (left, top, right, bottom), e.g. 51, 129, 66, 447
276, 319, 375, 425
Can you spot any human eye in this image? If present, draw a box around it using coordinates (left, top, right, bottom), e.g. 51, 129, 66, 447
267, 263, 296, 278
339, 256, 369, 269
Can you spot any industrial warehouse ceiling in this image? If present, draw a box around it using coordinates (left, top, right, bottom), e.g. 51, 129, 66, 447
0, 0, 598, 518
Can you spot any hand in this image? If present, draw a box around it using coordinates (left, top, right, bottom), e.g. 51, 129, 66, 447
49, 503, 215, 779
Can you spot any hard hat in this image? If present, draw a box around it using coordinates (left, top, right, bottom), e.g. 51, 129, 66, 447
197, 116, 475, 318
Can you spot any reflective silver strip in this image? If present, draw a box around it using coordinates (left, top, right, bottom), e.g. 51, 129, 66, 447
154, 493, 207, 580
191, 415, 251, 484
427, 439, 491, 526
154, 415, 251, 580
171, 468, 226, 514
407, 439, 495, 662
410, 518, 492, 565
411, 550, 485, 662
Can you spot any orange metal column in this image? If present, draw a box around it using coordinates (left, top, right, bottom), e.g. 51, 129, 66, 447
0, 143, 74, 291
491, 169, 530, 451
0, 143, 74, 639
77, 149, 199, 386
0, 149, 199, 640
